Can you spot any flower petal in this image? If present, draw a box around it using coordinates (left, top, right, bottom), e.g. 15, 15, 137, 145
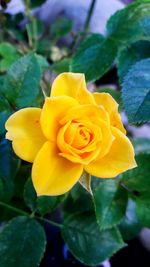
32, 141, 83, 196
84, 127, 137, 178
60, 104, 109, 125
93, 92, 126, 134
51, 72, 95, 104
40, 96, 78, 141
5, 108, 46, 163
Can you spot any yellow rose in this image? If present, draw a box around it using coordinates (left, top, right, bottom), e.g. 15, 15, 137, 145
5, 73, 136, 196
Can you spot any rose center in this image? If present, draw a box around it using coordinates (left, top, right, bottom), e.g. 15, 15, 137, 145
64, 122, 92, 149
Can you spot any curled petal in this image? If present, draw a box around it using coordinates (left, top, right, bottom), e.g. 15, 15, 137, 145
51, 72, 95, 104
32, 142, 83, 196
5, 108, 46, 163
40, 96, 78, 141
93, 92, 126, 134
84, 127, 137, 178
60, 104, 110, 125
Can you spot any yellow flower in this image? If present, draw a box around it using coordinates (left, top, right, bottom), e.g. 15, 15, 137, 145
5, 73, 136, 196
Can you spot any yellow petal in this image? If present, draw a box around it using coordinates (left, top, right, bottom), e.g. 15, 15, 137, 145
5, 108, 46, 163
51, 72, 95, 104
40, 96, 78, 141
84, 127, 137, 178
93, 92, 126, 134
60, 104, 109, 125
32, 141, 83, 196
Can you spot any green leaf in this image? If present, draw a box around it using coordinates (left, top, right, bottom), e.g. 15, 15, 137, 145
0, 110, 12, 135
93, 180, 128, 230
63, 183, 94, 217
37, 194, 65, 216
0, 42, 20, 72
122, 58, 150, 124
132, 137, 150, 155
2, 54, 41, 108
119, 198, 142, 240
24, 178, 65, 215
122, 154, 150, 199
29, 0, 46, 8
0, 216, 46, 267
62, 212, 125, 266
122, 149, 150, 228
107, 2, 150, 44
117, 41, 150, 82
0, 176, 12, 202
0, 139, 20, 180
70, 34, 117, 82
136, 198, 150, 228
23, 178, 37, 212
0, 139, 20, 201
52, 58, 70, 73
35, 54, 49, 74
14, 164, 31, 198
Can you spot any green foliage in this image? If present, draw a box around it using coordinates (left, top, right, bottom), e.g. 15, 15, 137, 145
117, 41, 150, 81
70, 34, 117, 82
0, 139, 20, 201
62, 212, 125, 266
121, 154, 150, 228
26, 0, 46, 8
52, 58, 70, 73
119, 198, 142, 240
122, 58, 150, 124
63, 184, 93, 216
136, 198, 150, 228
93, 180, 128, 230
107, 2, 150, 44
0, 0, 150, 266
0, 42, 20, 72
0, 216, 46, 267
2, 54, 41, 109
24, 178, 65, 215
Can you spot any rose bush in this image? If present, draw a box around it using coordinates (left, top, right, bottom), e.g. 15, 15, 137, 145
5, 72, 136, 196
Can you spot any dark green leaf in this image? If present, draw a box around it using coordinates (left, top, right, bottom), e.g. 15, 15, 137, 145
122, 58, 150, 123
52, 58, 70, 73
122, 154, 150, 199
0, 216, 46, 267
107, 2, 150, 44
24, 178, 65, 214
0, 138, 20, 182
119, 198, 142, 240
35, 54, 49, 74
0, 42, 20, 72
0, 139, 20, 200
62, 212, 125, 266
136, 198, 150, 228
2, 54, 41, 108
117, 41, 150, 82
30, 0, 46, 8
93, 180, 128, 230
37, 194, 65, 215
14, 164, 31, 198
23, 178, 37, 212
0, 110, 12, 135
70, 34, 117, 82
